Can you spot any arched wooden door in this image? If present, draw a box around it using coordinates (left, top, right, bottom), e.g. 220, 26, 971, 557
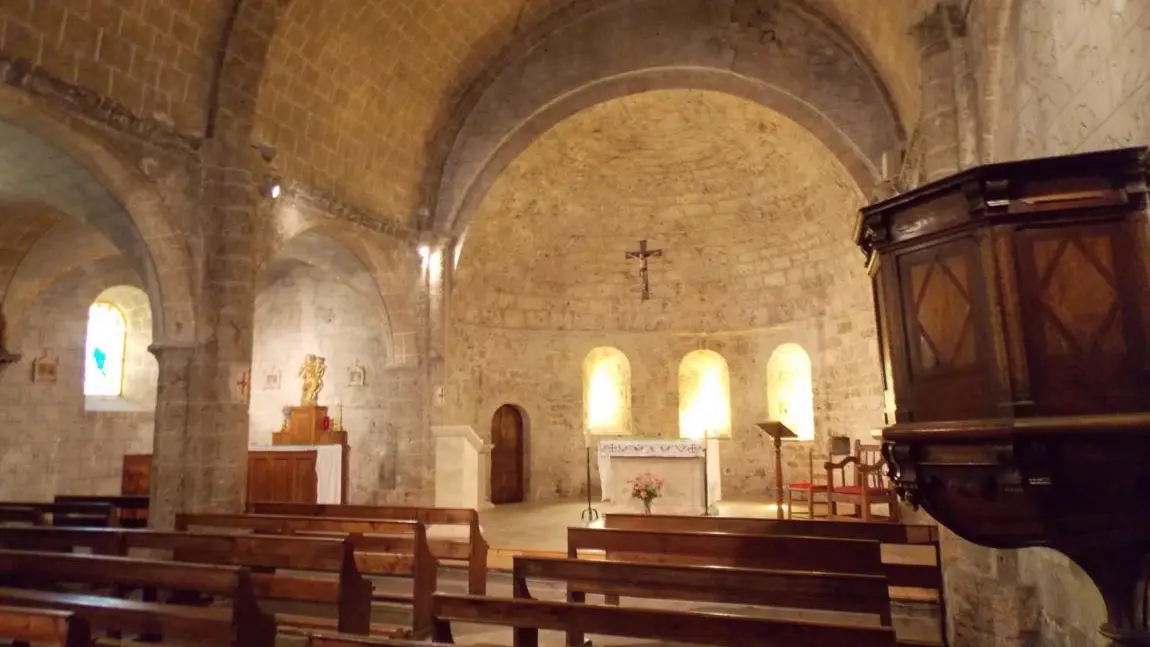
490, 404, 525, 504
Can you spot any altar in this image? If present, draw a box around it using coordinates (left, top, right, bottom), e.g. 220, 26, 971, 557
596, 438, 720, 515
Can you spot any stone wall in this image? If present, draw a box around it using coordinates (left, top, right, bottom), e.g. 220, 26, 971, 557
0, 257, 155, 500
250, 251, 418, 504
446, 90, 885, 501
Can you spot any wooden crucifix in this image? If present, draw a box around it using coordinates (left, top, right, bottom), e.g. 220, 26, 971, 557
625, 239, 663, 301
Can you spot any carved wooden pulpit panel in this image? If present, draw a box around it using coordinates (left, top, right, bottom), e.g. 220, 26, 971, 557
858, 146, 1150, 647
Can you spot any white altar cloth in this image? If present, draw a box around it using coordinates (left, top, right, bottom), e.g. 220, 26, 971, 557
596, 439, 720, 514
248, 444, 343, 504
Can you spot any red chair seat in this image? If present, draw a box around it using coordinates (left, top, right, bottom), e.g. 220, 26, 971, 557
835, 485, 893, 495
786, 482, 827, 491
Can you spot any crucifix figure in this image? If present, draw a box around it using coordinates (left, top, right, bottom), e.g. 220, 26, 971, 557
625, 239, 663, 301
236, 370, 251, 398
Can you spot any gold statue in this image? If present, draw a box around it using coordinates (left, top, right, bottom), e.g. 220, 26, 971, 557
299, 354, 326, 406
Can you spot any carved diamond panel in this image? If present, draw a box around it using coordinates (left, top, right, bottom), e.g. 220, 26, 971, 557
1032, 236, 1122, 358
909, 254, 976, 372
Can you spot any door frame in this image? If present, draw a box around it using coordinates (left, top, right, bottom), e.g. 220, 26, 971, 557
489, 403, 529, 504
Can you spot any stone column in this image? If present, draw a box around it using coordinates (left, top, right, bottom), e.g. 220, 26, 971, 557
147, 342, 194, 529
913, 5, 961, 183
145, 144, 259, 528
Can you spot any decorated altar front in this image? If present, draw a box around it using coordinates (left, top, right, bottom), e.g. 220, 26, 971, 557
596, 438, 720, 515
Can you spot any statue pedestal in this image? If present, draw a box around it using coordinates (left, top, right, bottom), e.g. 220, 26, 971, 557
274, 406, 346, 446
432, 426, 485, 510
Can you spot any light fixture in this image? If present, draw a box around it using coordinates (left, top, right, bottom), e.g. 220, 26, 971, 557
270, 184, 281, 199
418, 244, 430, 259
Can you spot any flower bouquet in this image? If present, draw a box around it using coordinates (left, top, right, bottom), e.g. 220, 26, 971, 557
626, 472, 665, 514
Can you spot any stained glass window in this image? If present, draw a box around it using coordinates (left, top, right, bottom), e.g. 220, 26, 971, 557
83, 302, 126, 396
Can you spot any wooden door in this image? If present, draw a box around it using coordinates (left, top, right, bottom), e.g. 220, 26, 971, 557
247, 451, 318, 504
490, 405, 525, 504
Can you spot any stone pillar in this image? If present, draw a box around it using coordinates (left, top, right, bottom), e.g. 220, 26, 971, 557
145, 143, 259, 528
913, 6, 961, 183
147, 342, 194, 528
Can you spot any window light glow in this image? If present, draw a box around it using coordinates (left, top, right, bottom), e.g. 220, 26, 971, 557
678, 350, 731, 439
83, 302, 127, 396
582, 347, 632, 436
767, 343, 815, 441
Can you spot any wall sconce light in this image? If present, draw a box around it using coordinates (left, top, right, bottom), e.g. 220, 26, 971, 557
418, 244, 430, 260
261, 175, 282, 199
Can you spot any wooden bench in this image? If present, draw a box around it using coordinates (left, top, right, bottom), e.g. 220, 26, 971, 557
568, 525, 886, 573
0, 501, 117, 527
0, 548, 276, 646
176, 513, 436, 637
602, 513, 948, 641
55, 495, 149, 528
0, 506, 46, 526
514, 554, 894, 646
430, 594, 898, 647
0, 525, 405, 637
0, 606, 92, 647
308, 633, 443, 647
250, 501, 489, 594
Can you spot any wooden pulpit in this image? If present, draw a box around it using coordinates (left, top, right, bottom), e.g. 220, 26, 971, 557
756, 421, 797, 519
858, 146, 1150, 647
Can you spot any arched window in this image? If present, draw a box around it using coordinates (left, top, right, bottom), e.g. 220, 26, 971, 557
83, 302, 127, 396
678, 350, 731, 439
767, 343, 815, 441
582, 347, 633, 436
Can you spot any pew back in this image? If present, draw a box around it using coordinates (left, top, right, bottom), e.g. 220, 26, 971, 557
567, 526, 885, 575
249, 502, 488, 594
431, 594, 898, 647
0, 606, 91, 647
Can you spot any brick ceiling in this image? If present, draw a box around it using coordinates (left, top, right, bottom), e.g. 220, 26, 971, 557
255, 0, 930, 228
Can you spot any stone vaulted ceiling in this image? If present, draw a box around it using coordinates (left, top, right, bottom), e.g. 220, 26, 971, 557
453, 89, 863, 333
255, 0, 931, 228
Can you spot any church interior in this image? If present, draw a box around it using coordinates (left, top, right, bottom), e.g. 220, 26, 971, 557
1, 1, 1149, 646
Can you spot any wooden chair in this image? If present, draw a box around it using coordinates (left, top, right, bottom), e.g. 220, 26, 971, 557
784, 450, 827, 519
826, 441, 900, 522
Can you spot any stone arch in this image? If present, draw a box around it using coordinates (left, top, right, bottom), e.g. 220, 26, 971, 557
0, 87, 195, 345
678, 349, 732, 440
767, 343, 815, 441
431, 0, 903, 235
257, 226, 399, 364
582, 346, 634, 437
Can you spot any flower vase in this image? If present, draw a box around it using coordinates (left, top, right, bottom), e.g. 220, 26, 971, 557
642, 500, 652, 515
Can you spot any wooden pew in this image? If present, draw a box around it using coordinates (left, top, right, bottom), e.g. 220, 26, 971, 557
175, 513, 436, 637
0, 501, 117, 527
430, 594, 898, 647
602, 513, 948, 641
250, 501, 489, 594
309, 634, 441, 647
0, 506, 45, 526
55, 495, 148, 528
0, 606, 92, 647
0, 549, 276, 646
0, 526, 387, 637
567, 526, 886, 573
514, 555, 894, 646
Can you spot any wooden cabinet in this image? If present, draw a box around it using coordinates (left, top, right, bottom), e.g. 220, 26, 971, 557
246, 451, 317, 504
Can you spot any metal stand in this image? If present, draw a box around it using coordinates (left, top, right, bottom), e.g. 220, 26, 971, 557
580, 444, 599, 523
701, 436, 712, 516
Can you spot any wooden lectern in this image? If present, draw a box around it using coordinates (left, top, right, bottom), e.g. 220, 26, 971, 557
757, 421, 797, 519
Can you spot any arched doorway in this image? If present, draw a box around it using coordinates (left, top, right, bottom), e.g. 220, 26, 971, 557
490, 404, 525, 504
